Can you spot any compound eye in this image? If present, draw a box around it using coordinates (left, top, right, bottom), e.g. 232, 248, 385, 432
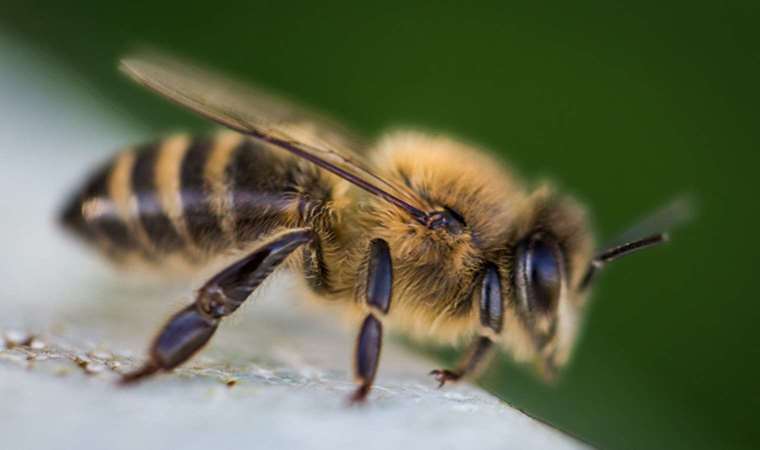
516, 234, 563, 314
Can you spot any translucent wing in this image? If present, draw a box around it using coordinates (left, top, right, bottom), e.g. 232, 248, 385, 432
119, 51, 432, 223
603, 195, 694, 250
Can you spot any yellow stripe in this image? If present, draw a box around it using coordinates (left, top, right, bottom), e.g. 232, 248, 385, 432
109, 151, 136, 221
204, 132, 243, 245
108, 151, 138, 245
154, 135, 200, 255
109, 150, 154, 255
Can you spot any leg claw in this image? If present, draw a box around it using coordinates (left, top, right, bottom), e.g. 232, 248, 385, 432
429, 369, 461, 388
119, 362, 160, 386
348, 385, 370, 405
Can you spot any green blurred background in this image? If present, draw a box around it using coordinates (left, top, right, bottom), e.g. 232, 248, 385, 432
2, 1, 757, 448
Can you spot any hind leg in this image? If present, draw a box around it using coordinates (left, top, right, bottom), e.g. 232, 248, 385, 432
121, 228, 315, 384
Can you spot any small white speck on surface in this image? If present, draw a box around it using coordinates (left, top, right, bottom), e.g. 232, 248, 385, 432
90, 350, 113, 360
4, 330, 30, 347
29, 338, 46, 350
0, 30, 587, 450
84, 362, 107, 374
107, 360, 122, 370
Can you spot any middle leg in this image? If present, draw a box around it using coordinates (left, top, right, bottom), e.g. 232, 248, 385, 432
350, 238, 393, 403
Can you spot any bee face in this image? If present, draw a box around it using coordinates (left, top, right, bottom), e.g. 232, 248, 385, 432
505, 193, 594, 379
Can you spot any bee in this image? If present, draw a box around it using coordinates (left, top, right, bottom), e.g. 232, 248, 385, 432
60, 52, 687, 402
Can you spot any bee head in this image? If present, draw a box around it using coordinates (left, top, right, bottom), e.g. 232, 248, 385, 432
506, 191, 689, 381
504, 190, 594, 381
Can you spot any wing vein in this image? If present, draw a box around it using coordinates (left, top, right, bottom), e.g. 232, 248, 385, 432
119, 51, 433, 225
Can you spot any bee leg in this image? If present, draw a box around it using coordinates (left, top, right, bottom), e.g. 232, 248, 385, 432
350, 239, 392, 404
430, 262, 502, 387
120, 228, 315, 385
430, 336, 493, 388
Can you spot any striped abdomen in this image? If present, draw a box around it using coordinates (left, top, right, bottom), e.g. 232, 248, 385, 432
60, 132, 331, 265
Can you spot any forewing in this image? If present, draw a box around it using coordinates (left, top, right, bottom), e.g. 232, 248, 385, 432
121, 51, 363, 152
119, 51, 431, 219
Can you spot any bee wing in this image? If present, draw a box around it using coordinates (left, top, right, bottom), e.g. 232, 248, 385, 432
119, 51, 432, 222
603, 195, 694, 251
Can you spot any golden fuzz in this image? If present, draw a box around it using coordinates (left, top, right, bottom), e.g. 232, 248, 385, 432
63, 129, 595, 371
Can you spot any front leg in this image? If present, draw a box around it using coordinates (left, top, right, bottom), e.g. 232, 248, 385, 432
350, 238, 392, 403
430, 337, 493, 387
121, 228, 314, 384
431, 262, 502, 387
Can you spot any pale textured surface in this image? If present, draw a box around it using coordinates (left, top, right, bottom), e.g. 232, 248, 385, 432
0, 295, 584, 450
0, 33, 584, 450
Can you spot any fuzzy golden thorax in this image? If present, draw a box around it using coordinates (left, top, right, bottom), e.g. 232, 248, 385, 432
330, 131, 595, 377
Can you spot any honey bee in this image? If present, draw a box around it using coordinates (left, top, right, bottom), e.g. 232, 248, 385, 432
60, 52, 687, 402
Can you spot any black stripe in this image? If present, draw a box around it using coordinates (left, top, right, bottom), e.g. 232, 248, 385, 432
60, 180, 95, 242
132, 143, 184, 253
180, 138, 227, 250
82, 160, 137, 251
60, 161, 116, 242
227, 140, 295, 243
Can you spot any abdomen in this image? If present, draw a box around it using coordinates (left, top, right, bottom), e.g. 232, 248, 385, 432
60, 132, 331, 267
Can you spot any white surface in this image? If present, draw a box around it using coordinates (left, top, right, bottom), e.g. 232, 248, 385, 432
0, 33, 584, 450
